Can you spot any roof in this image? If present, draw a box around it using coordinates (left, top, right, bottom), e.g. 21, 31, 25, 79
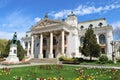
30, 18, 72, 31
78, 18, 106, 24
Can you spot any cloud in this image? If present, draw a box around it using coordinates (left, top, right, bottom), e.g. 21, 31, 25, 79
49, 4, 120, 19
1, 10, 33, 28
49, 10, 71, 19
34, 17, 41, 22
111, 21, 120, 29
0, 10, 34, 39
111, 21, 120, 40
0, 31, 25, 40
0, 10, 34, 32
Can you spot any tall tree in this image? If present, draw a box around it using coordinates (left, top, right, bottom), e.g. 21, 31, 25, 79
17, 40, 26, 60
0, 39, 8, 57
81, 27, 101, 60
118, 47, 120, 53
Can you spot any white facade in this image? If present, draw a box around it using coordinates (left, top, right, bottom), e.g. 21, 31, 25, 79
22, 12, 113, 59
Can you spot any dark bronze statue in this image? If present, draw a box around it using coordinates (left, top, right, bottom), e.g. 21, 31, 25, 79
12, 32, 17, 44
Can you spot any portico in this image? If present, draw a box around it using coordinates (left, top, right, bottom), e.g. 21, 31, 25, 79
23, 18, 70, 59
30, 30, 69, 59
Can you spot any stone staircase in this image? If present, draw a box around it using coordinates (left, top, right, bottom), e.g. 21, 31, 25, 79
28, 58, 58, 64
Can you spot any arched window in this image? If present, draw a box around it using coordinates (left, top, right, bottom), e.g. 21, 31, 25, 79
89, 24, 93, 28
53, 37, 57, 45
43, 38, 47, 46
98, 22, 103, 27
80, 37, 84, 46
80, 25, 84, 30
99, 34, 106, 44
26, 35, 28, 37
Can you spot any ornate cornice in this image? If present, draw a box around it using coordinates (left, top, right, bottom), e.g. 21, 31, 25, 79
31, 18, 72, 31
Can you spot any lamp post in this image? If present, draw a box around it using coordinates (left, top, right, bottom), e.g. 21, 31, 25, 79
111, 41, 116, 64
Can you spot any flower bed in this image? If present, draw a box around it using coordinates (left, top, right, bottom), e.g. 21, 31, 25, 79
62, 61, 79, 64
0, 65, 120, 80
0, 58, 5, 61
59, 56, 80, 64
1, 61, 30, 65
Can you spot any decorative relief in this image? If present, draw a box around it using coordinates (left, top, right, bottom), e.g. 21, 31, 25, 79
38, 20, 60, 27
31, 19, 69, 31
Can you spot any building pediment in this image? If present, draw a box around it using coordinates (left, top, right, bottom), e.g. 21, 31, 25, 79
31, 18, 71, 31
39, 19, 60, 26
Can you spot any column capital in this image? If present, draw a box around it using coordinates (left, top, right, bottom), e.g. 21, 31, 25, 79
31, 33, 36, 36
61, 29, 65, 31
40, 33, 43, 35
49, 31, 54, 33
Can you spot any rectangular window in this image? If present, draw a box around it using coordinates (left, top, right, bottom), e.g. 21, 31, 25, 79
101, 48, 105, 54
25, 42, 28, 49
14, 50, 16, 54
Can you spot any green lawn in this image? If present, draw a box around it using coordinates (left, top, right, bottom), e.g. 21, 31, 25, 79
0, 64, 120, 80
80, 60, 120, 66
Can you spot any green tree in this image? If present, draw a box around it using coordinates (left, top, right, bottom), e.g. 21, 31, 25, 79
3, 40, 11, 57
17, 40, 26, 60
0, 39, 8, 57
118, 47, 120, 53
81, 27, 101, 60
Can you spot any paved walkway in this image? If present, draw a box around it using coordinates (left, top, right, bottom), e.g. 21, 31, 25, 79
1, 63, 120, 69
0, 63, 52, 69
66, 64, 120, 69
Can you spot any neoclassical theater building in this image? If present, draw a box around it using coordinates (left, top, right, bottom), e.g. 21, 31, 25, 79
22, 12, 113, 59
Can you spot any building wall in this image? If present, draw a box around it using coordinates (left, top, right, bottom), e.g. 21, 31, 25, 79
106, 28, 113, 59
114, 41, 120, 57
67, 28, 81, 58
78, 18, 107, 29
22, 13, 113, 59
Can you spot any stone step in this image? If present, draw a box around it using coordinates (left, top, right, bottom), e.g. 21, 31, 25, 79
28, 58, 58, 63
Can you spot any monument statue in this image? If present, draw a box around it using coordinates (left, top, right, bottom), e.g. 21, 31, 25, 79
4, 32, 19, 63
12, 32, 17, 44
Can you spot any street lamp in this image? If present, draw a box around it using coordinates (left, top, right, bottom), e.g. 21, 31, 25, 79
110, 41, 116, 63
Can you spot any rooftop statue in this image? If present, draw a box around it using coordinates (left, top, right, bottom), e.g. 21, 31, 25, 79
12, 32, 17, 44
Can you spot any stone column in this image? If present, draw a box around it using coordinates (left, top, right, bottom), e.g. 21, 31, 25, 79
49, 32, 53, 58
31, 35, 34, 58
96, 34, 99, 44
22, 41, 25, 49
39, 33, 43, 58
65, 35, 68, 57
27, 41, 30, 57
61, 30, 65, 56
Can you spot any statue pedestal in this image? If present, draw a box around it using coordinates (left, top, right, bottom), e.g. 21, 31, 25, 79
5, 44, 19, 63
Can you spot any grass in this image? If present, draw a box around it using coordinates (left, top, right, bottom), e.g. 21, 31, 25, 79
0, 64, 120, 80
80, 59, 120, 66
0, 65, 78, 80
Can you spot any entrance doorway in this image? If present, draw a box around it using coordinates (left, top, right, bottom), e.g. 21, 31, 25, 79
53, 50, 56, 58
43, 50, 46, 58
101, 48, 105, 54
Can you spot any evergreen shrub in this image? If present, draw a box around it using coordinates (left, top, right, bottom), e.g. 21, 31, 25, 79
98, 54, 108, 64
